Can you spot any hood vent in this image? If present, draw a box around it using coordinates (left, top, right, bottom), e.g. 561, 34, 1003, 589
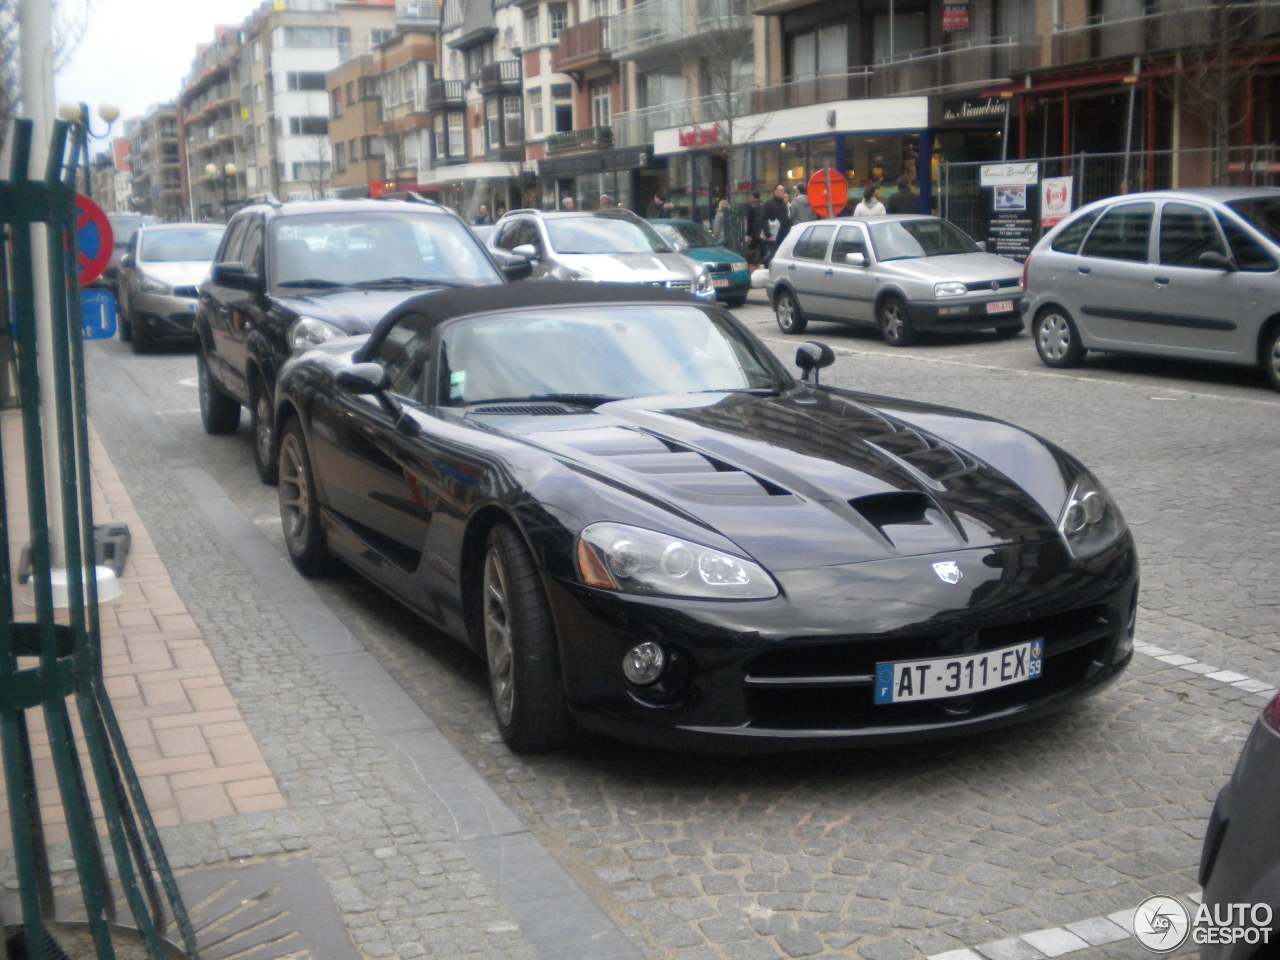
470, 402, 583, 415
850, 491, 931, 529
864, 422, 975, 487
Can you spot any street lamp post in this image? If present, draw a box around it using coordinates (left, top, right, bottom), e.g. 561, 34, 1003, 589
56, 101, 120, 200
204, 161, 238, 219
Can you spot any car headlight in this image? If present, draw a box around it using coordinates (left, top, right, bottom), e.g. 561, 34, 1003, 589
694, 269, 716, 299
1057, 472, 1127, 559
934, 281, 968, 298
138, 276, 170, 295
288, 316, 346, 350
577, 522, 777, 599
732, 261, 748, 272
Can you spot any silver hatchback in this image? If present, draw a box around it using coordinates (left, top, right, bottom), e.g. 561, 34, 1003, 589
766, 215, 1024, 345
1022, 187, 1280, 390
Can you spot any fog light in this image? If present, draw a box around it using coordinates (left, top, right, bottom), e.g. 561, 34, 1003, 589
622, 642, 666, 685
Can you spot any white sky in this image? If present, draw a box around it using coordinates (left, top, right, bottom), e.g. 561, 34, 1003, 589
55, 0, 259, 125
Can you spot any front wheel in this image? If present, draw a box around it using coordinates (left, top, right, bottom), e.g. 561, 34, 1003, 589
773, 289, 808, 335
277, 418, 336, 577
1264, 324, 1280, 392
877, 295, 916, 346
1034, 307, 1085, 368
197, 348, 241, 434
251, 383, 278, 485
117, 297, 133, 343
479, 523, 573, 752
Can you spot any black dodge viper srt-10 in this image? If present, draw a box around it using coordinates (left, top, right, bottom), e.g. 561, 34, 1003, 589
271, 283, 1138, 753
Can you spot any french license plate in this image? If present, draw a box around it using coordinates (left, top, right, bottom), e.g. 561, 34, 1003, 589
714, 278, 730, 288
874, 640, 1043, 705
986, 299, 1015, 314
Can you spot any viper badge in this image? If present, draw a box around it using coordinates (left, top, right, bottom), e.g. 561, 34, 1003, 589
932, 561, 963, 584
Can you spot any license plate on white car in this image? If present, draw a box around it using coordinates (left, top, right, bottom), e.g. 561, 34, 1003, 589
986, 299, 1015, 314
874, 640, 1043, 704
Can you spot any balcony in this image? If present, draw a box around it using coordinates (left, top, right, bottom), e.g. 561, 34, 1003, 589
545, 126, 614, 154
484, 144, 527, 163
551, 18, 613, 74
610, 0, 752, 62
478, 60, 522, 93
397, 0, 442, 23
426, 80, 465, 109
613, 94, 744, 147
1046, 0, 1280, 67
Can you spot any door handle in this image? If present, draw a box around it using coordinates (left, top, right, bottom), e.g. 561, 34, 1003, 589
1154, 276, 1169, 286
824, 269, 834, 275
1076, 266, 1091, 275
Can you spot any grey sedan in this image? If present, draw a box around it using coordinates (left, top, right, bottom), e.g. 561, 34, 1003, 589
766, 215, 1024, 345
117, 223, 225, 352
1022, 187, 1280, 391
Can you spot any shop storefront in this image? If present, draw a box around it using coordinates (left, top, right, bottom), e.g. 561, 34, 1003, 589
535, 145, 661, 213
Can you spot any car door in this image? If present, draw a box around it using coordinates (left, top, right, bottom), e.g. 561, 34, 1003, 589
778, 224, 837, 319
1149, 200, 1243, 356
821, 223, 878, 326
1072, 201, 1157, 346
203, 214, 264, 403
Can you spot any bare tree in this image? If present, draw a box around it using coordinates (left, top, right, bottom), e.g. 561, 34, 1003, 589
1, 0, 95, 153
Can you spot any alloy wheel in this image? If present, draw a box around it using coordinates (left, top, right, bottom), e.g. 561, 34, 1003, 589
482, 548, 516, 726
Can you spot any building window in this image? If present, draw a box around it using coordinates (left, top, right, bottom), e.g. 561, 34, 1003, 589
524, 9, 540, 47
350, 138, 360, 161
289, 116, 329, 136
331, 89, 344, 118
364, 135, 385, 158
254, 82, 264, 103
278, 26, 341, 48
552, 83, 572, 133
486, 98, 500, 149
370, 28, 393, 45
504, 94, 522, 144
527, 88, 543, 136
333, 141, 346, 172
287, 71, 327, 90
590, 82, 610, 127
447, 112, 464, 157
549, 3, 567, 39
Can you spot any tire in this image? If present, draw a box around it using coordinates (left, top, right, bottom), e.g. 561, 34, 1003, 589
251, 382, 278, 485
479, 522, 573, 752
117, 302, 132, 343
1264, 323, 1280, 392
1034, 306, 1086, 368
878, 295, 916, 347
724, 294, 748, 309
773, 289, 808, 335
994, 322, 1023, 338
130, 320, 151, 354
277, 417, 336, 577
197, 347, 241, 434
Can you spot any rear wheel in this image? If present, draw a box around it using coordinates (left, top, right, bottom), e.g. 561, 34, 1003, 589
197, 348, 241, 434
479, 522, 573, 751
1034, 306, 1086, 368
724, 294, 748, 308
773, 289, 807, 335
251, 382, 278, 485
1264, 324, 1280, 391
117, 298, 133, 342
277, 418, 335, 576
877, 295, 916, 346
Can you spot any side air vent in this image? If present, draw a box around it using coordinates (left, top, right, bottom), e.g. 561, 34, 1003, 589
849, 491, 932, 530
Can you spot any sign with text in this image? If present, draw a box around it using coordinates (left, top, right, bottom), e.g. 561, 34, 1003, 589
1040, 176, 1074, 229
980, 162, 1039, 187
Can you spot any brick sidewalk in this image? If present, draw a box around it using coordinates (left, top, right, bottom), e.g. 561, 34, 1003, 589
1, 408, 287, 847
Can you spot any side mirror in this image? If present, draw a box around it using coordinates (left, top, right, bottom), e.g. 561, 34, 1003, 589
842, 251, 867, 267
795, 341, 836, 385
512, 243, 540, 261
336, 362, 391, 395
120, 254, 135, 269
210, 261, 260, 290
1197, 250, 1236, 272
492, 250, 533, 281
975, 240, 989, 252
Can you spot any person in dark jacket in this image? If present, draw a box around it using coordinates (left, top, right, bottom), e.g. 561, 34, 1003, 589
885, 175, 919, 214
745, 191, 765, 266
760, 183, 792, 265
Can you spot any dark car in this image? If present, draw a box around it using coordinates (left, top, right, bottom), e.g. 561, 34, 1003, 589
272, 283, 1138, 753
196, 197, 523, 484
117, 222, 225, 352
1199, 690, 1280, 958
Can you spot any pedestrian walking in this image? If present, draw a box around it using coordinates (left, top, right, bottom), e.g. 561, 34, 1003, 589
711, 199, 729, 243
475, 204, 493, 225
854, 185, 886, 216
790, 184, 816, 223
760, 183, 792, 265
561, 196, 576, 210
745, 191, 765, 266
885, 175, 919, 214
646, 193, 667, 219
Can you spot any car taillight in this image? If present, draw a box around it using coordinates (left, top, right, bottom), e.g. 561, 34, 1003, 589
1021, 255, 1030, 289
1263, 690, 1280, 733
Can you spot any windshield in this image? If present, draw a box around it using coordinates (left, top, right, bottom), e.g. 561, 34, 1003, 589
657, 221, 717, 247
869, 218, 980, 261
140, 227, 225, 262
110, 216, 157, 248
438, 304, 787, 406
546, 217, 671, 254
271, 212, 500, 288
1226, 197, 1280, 245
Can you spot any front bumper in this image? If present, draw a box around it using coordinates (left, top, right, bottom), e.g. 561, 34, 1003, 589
712, 269, 751, 301
131, 292, 199, 340
544, 534, 1138, 752
907, 293, 1025, 331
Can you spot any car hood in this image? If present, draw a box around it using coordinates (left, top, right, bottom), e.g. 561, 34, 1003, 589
139, 261, 212, 287
557, 253, 697, 282
491, 390, 1072, 572
277, 288, 442, 335
877, 252, 1021, 284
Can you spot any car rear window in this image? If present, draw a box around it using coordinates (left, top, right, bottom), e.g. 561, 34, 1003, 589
1217, 215, 1279, 272
1080, 203, 1154, 262
792, 225, 835, 260
1049, 208, 1102, 254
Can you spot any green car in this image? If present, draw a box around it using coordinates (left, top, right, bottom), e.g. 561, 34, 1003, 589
650, 219, 751, 307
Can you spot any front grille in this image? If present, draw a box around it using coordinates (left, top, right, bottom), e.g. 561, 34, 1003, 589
741, 605, 1118, 731
964, 278, 1021, 293
661, 280, 693, 292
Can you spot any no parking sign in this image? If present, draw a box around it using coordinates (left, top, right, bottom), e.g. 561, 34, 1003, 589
75, 194, 113, 286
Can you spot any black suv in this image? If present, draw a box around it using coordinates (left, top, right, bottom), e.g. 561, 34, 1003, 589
196, 197, 524, 482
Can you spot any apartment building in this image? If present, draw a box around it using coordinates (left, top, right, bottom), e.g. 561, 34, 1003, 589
180, 24, 247, 221
128, 105, 183, 221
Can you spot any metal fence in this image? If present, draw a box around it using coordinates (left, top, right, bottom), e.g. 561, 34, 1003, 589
940, 145, 1280, 251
